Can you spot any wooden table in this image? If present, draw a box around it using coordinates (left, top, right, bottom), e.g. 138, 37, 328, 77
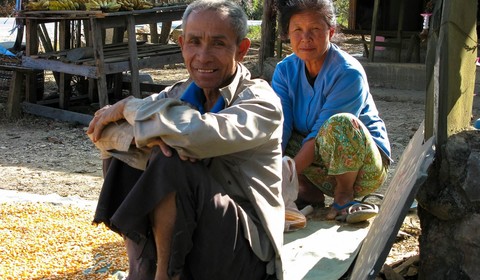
18, 6, 186, 108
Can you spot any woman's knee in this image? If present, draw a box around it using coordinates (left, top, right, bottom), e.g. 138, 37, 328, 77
321, 113, 360, 134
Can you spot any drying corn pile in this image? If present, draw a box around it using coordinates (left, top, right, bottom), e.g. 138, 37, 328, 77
0, 202, 128, 279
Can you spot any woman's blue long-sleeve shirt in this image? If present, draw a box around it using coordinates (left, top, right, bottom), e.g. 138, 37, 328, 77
271, 43, 391, 159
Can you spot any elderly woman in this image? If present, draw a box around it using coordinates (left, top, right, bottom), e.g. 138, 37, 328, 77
272, 0, 392, 222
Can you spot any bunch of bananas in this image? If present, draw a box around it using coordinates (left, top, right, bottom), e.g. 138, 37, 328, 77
118, 0, 152, 10
25, 0, 50, 11
48, 0, 80, 10
85, 0, 121, 12
154, 0, 192, 7
117, 0, 134, 10
25, 0, 154, 11
26, 0, 84, 10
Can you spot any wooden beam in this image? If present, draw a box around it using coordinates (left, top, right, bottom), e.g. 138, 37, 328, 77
21, 102, 93, 125
159, 21, 172, 44
6, 71, 23, 119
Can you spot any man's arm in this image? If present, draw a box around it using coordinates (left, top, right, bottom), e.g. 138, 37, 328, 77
87, 96, 132, 142
87, 96, 178, 160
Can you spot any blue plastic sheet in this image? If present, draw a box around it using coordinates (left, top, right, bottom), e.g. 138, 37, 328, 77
0, 45, 14, 56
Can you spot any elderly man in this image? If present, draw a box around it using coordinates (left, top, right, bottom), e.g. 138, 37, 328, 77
87, 0, 284, 279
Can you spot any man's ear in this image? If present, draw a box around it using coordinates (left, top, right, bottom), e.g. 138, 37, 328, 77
236, 38, 251, 62
178, 35, 184, 49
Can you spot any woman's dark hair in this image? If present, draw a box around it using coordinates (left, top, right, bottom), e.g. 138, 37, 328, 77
278, 0, 336, 39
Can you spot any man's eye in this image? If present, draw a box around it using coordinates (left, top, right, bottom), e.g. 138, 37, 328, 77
188, 38, 200, 44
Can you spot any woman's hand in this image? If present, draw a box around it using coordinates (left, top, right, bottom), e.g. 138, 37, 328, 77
87, 98, 130, 142
294, 139, 315, 174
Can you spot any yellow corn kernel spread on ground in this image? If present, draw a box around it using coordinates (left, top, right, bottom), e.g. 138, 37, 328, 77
0, 202, 128, 279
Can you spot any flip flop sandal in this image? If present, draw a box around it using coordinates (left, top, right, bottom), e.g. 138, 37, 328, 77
328, 201, 357, 221
360, 193, 417, 212
333, 201, 379, 224
360, 193, 384, 204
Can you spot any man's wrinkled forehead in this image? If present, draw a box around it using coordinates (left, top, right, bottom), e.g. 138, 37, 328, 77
183, 9, 230, 33
184, 9, 230, 25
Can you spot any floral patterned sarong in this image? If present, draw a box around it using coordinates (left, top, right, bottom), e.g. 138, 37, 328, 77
285, 113, 389, 198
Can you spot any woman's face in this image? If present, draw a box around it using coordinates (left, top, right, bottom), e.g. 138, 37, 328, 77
288, 11, 334, 63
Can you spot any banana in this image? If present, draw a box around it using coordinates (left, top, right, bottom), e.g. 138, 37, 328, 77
26, 0, 50, 11
57, 0, 69, 10
25, 1, 39, 10
85, 0, 101, 10
48, 0, 60, 10
95, 0, 121, 12
87, 0, 102, 10
118, 0, 134, 11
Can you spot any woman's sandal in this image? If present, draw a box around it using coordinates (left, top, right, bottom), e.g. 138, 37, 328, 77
330, 201, 379, 224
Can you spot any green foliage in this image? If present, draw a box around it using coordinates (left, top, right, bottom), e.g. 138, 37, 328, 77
240, 0, 264, 20
247, 25, 262, 40
240, 0, 348, 25
333, 0, 349, 28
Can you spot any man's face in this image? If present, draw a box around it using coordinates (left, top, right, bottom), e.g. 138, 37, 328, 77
178, 9, 250, 91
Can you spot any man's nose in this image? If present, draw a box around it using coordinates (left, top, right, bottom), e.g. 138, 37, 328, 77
196, 45, 213, 62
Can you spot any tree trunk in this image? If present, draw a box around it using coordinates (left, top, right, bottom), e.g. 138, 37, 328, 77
259, 0, 277, 77
418, 0, 478, 278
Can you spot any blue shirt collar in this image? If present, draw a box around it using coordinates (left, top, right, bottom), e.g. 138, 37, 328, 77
180, 82, 225, 114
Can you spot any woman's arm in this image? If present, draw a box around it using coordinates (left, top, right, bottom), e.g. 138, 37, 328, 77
293, 138, 315, 174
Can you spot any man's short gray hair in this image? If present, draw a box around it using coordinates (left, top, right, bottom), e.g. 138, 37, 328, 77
182, 0, 248, 43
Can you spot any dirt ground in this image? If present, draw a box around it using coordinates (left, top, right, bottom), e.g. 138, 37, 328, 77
1, 42, 479, 277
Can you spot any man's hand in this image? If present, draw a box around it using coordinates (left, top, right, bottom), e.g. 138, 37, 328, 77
87, 98, 130, 142
146, 138, 173, 157
147, 138, 197, 162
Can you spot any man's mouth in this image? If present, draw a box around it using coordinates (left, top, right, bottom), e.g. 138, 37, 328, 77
197, 68, 215, 73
